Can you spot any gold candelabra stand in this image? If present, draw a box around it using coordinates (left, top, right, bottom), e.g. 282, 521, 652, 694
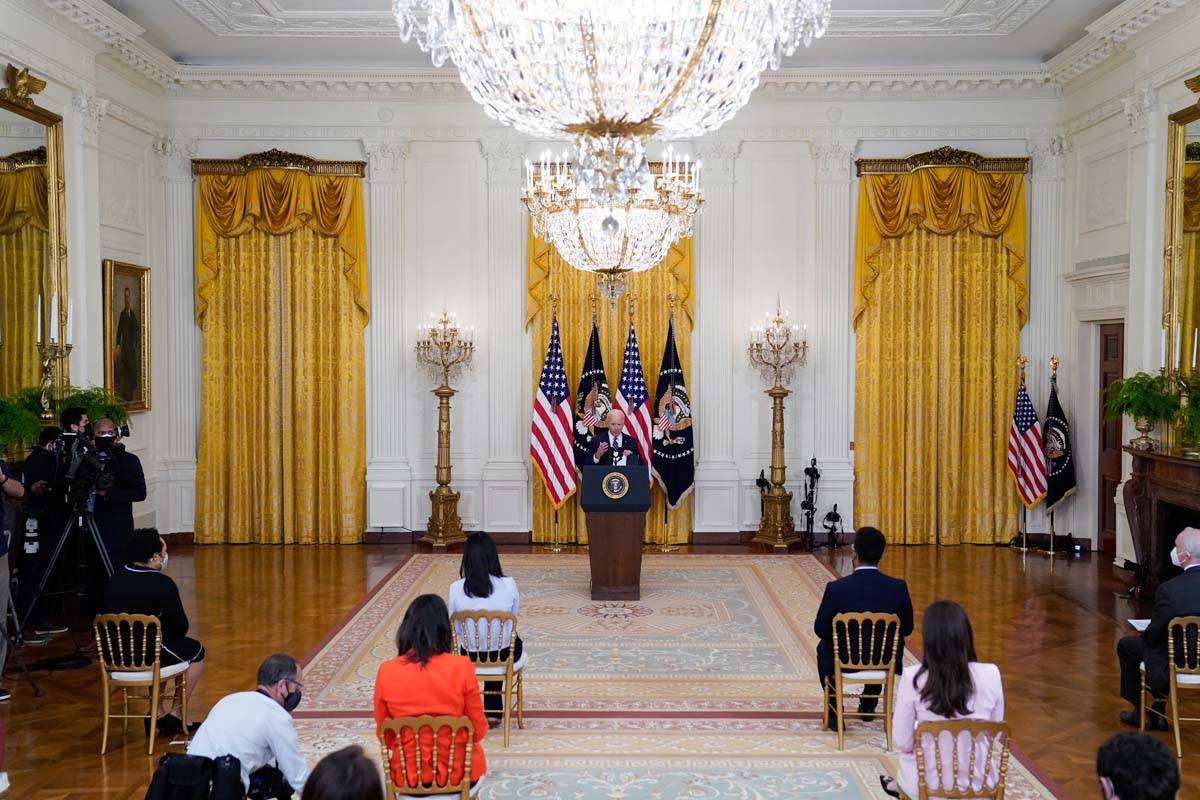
415, 310, 475, 548
747, 300, 809, 551
38, 341, 72, 424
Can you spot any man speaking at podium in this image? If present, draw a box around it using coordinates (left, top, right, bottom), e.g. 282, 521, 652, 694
588, 410, 642, 467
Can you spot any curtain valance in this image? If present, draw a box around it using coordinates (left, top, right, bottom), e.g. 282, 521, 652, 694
0, 166, 48, 235
195, 169, 368, 323
854, 167, 1027, 328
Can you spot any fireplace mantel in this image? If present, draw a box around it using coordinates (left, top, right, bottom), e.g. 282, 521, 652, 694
1123, 448, 1200, 596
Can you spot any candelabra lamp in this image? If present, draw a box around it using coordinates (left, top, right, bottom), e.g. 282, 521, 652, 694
415, 310, 475, 548
36, 297, 72, 423
747, 301, 809, 551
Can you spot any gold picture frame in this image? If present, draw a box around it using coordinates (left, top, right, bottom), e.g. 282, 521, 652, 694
102, 259, 151, 412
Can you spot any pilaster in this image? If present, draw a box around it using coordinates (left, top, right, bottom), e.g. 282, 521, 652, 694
66, 87, 107, 387
480, 140, 530, 533
810, 138, 858, 527
692, 142, 741, 532
152, 134, 198, 533
363, 139, 414, 530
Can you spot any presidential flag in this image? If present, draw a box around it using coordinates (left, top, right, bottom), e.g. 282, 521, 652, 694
616, 323, 653, 474
652, 317, 695, 508
572, 320, 611, 471
1043, 372, 1077, 512
1007, 382, 1048, 509
531, 318, 577, 508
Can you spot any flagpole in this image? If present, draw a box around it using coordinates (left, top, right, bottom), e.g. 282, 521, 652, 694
658, 298, 680, 554
550, 509, 562, 554
1012, 355, 1031, 554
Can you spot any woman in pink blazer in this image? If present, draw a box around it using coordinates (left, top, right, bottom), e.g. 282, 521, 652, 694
881, 600, 1004, 798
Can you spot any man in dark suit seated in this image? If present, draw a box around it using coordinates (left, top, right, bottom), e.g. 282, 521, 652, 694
813, 526, 914, 728
1117, 526, 1200, 730
586, 410, 642, 466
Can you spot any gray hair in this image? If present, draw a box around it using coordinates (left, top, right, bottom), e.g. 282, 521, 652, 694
1179, 527, 1200, 560
257, 653, 299, 686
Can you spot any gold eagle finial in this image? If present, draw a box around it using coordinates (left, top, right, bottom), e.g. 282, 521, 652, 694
1, 64, 47, 107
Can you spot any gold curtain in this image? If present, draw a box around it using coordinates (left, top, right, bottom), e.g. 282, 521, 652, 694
0, 166, 48, 395
853, 167, 1027, 545
194, 169, 367, 544
526, 230, 693, 545
1180, 162, 1200, 374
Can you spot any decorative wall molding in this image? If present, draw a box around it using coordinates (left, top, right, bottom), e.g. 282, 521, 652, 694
1028, 135, 1070, 181
103, 98, 162, 137
757, 66, 1054, 98
70, 87, 108, 143
44, 0, 177, 86
810, 139, 857, 184
479, 141, 526, 184
1048, 0, 1189, 85
151, 135, 197, 182
1122, 86, 1158, 140
363, 140, 410, 184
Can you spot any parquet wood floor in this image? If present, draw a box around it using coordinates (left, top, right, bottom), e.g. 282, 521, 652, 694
1, 542, 1189, 799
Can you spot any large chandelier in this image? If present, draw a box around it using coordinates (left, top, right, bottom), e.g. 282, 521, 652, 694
393, 0, 831, 207
523, 149, 701, 304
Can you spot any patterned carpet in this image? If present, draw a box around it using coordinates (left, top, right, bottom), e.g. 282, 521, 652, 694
296, 554, 1061, 799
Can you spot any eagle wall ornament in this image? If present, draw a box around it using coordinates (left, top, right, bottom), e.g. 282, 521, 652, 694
1, 64, 48, 108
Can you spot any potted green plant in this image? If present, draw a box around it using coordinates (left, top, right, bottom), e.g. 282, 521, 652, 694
9, 385, 129, 430
0, 394, 41, 455
1179, 372, 1200, 458
1104, 371, 1181, 451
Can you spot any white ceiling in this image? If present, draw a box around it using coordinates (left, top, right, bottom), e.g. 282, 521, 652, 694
100, 0, 1126, 69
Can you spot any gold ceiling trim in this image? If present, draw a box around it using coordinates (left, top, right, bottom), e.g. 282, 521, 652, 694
855, 146, 1029, 176
191, 148, 365, 177
0, 145, 46, 172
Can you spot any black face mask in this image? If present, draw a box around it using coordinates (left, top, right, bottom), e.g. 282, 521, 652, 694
282, 687, 302, 712
95, 435, 116, 448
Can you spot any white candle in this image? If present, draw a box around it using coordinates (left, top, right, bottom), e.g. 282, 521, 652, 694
1193, 327, 1198, 371
66, 298, 73, 345
1162, 328, 1168, 367
1175, 323, 1183, 369
36, 294, 42, 343
49, 295, 57, 343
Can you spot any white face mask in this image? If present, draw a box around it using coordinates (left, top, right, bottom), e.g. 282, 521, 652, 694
1170, 547, 1182, 568
158, 552, 169, 570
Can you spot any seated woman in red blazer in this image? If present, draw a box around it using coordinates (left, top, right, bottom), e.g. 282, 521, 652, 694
374, 594, 488, 791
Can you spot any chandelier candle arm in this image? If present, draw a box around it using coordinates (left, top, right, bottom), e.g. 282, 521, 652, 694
415, 309, 475, 548
747, 300, 809, 550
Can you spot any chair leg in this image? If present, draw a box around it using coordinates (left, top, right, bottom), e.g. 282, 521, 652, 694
180, 674, 189, 743
122, 688, 129, 735
835, 674, 845, 751
502, 674, 513, 747
884, 676, 894, 752
516, 671, 525, 730
1170, 679, 1182, 759
100, 680, 111, 755
148, 680, 160, 755
1140, 675, 1147, 733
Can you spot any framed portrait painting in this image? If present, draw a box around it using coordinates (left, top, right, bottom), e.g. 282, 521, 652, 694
102, 259, 150, 412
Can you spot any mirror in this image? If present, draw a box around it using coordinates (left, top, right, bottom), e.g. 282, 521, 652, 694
0, 64, 67, 399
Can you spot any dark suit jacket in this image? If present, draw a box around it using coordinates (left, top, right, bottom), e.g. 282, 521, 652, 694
586, 432, 642, 466
813, 566, 914, 681
93, 446, 146, 556
1142, 566, 1200, 692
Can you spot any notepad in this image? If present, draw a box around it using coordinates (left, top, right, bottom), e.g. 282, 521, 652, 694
1128, 618, 1150, 631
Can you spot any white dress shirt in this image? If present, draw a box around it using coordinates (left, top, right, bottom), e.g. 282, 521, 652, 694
188, 690, 308, 792
448, 575, 520, 650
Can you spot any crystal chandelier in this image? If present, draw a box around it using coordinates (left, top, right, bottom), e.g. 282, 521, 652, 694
393, 0, 831, 207
523, 149, 701, 304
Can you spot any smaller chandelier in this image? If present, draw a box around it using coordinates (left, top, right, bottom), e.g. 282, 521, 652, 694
523, 148, 701, 304
748, 301, 808, 388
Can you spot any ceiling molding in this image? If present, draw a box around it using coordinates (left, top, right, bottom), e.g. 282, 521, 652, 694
103, 97, 163, 136
1047, 0, 1188, 85
756, 66, 1054, 97
43, 0, 179, 86
170, 0, 1053, 39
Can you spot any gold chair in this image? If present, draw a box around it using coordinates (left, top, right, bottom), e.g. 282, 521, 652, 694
824, 611, 901, 751
377, 715, 479, 800
1140, 615, 1200, 758
908, 719, 1011, 800
93, 613, 189, 755
450, 610, 525, 747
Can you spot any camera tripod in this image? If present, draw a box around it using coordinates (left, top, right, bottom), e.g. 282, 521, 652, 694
16, 505, 113, 643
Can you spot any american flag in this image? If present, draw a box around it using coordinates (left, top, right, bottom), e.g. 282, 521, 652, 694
1007, 383, 1047, 509
616, 324, 653, 473
530, 319, 577, 508
582, 403, 598, 428
657, 398, 677, 431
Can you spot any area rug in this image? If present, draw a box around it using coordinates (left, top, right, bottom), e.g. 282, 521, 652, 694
295, 554, 1061, 799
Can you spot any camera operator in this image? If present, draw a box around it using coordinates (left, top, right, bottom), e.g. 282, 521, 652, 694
17, 417, 77, 638
84, 417, 146, 612
0, 458, 26, 701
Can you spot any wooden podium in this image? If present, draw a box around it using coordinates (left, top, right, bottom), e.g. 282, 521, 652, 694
580, 465, 651, 601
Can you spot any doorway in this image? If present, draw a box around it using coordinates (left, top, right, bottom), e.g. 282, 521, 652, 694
1097, 323, 1124, 557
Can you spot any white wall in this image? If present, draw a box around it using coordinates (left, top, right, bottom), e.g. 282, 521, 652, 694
9, 0, 1197, 547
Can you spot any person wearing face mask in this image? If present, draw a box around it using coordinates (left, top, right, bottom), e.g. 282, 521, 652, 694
1116, 526, 1200, 730
86, 417, 147, 613
101, 529, 205, 736
189, 653, 309, 798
